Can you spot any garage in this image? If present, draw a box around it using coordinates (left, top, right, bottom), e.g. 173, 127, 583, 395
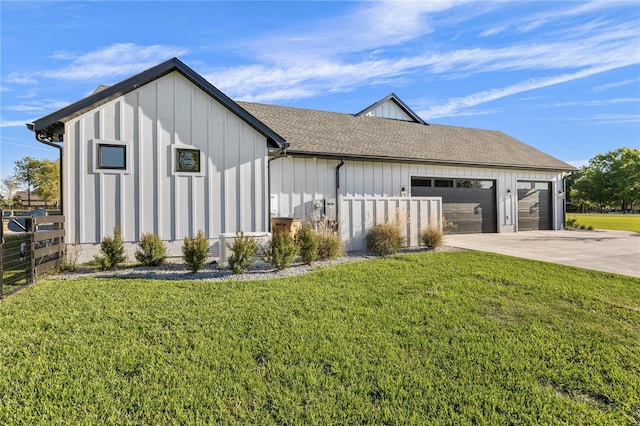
517, 181, 552, 230
411, 177, 497, 234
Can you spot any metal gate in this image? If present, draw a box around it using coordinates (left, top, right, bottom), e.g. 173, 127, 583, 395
1, 209, 65, 298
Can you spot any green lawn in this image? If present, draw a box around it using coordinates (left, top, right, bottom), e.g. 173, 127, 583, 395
569, 213, 640, 232
1, 251, 639, 424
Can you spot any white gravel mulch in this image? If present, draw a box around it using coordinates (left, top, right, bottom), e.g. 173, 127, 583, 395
50, 246, 462, 282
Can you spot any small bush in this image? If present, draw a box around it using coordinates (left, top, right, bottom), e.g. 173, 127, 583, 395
263, 231, 298, 270
317, 232, 343, 260
295, 224, 318, 265
182, 230, 209, 273
228, 232, 257, 274
94, 225, 126, 270
421, 226, 443, 249
587, 225, 594, 231
566, 216, 579, 229
580, 224, 587, 230
366, 223, 405, 257
135, 233, 167, 266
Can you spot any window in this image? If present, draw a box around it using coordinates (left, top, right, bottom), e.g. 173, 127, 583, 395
434, 179, 454, 188
411, 177, 432, 187
476, 180, 494, 189
456, 180, 474, 188
175, 148, 201, 173
98, 144, 126, 169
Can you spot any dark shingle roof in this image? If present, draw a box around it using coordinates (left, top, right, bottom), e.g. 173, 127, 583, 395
239, 101, 575, 171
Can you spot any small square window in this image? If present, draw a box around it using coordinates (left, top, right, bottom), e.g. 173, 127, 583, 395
176, 149, 201, 173
98, 144, 126, 169
456, 180, 474, 188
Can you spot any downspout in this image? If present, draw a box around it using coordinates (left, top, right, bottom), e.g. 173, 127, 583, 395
335, 159, 345, 232
267, 145, 288, 232
31, 128, 64, 216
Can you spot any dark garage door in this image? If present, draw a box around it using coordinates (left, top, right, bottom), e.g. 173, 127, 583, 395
411, 177, 497, 234
517, 181, 552, 231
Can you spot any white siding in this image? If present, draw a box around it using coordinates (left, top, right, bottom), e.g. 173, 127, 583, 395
341, 196, 442, 251
65, 71, 269, 261
270, 157, 566, 235
365, 100, 414, 122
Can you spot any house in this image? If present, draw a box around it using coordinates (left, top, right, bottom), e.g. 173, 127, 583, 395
28, 58, 575, 261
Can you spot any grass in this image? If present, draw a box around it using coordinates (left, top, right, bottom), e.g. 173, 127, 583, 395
0, 251, 639, 424
569, 213, 640, 232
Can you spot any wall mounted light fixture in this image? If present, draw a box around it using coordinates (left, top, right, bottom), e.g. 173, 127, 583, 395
558, 190, 565, 199
506, 189, 512, 198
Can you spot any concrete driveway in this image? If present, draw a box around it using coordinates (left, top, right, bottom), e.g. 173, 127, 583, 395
444, 230, 640, 278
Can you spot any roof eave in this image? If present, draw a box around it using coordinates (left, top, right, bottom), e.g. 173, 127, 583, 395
283, 150, 577, 172
28, 58, 287, 148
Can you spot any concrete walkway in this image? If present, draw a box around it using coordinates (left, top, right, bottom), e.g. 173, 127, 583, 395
444, 230, 640, 278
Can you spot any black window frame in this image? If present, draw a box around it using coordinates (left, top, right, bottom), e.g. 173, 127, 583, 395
175, 148, 201, 173
97, 143, 127, 170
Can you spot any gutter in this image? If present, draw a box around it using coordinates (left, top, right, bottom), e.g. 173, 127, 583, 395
27, 124, 64, 216
267, 145, 289, 231
335, 159, 345, 232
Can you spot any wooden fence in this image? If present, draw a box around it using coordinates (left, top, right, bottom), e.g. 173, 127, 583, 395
1, 211, 65, 298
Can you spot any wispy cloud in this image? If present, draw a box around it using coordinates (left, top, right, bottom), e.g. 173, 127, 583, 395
0, 120, 32, 128
418, 65, 625, 119
552, 98, 639, 107
200, 0, 638, 107
593, 78, 640, 92
41, 43, 188, 81
5, 99, 70, 113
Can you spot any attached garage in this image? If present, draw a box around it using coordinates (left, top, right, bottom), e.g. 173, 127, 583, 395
411, 177, 497, 234
517, 181, 552, 231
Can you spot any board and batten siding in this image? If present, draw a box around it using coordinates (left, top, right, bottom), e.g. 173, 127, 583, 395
270, 157, 565, 233
364, 101, 414, 122
64, 71, 269, 261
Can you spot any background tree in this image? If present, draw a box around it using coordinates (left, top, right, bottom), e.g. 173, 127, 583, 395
13, 157, 42, 206
33, 159, 60, 206
1, 175, 20, 208
570, 147, 640, 212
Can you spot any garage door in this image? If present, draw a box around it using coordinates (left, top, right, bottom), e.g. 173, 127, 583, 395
411, 177, 496, 234
517, 181, 552, 231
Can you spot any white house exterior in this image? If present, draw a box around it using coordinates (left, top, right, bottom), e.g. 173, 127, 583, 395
29, 59, 286, 261
29, 58, 575, 261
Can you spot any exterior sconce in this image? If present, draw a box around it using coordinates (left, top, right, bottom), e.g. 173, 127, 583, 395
558, 190, 565, 199
401, 186, 407, 197
506, 189, 512, 198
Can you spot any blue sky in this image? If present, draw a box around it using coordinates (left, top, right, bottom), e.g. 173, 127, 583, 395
1, 1, 639, 182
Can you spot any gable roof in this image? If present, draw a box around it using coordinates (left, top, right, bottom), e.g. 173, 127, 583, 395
355, 93, 426, 125
28, 58, 286, 149
238, 101, 575, 171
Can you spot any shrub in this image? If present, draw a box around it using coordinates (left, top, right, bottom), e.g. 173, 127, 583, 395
317, 232, 343, 260
566, 216, 579, 229
94, 225, 126, 270
295, 224, 318, 265
580, 224, 587, 230
228, 232, 257, 274
135, 233, 167, 266
366, 223, 405, 256
421, 226, 443, 249
182, 230, 209, 273
587, 225, 594, 231
263, 231, 298, 270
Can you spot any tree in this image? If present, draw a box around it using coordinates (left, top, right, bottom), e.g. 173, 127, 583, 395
13, 157, 42, 206
570, 148, 640, 212
33, 159, 60, 205
1, 175, 20, 207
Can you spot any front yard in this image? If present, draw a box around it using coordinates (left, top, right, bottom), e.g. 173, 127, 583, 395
1, 250, 638, 424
